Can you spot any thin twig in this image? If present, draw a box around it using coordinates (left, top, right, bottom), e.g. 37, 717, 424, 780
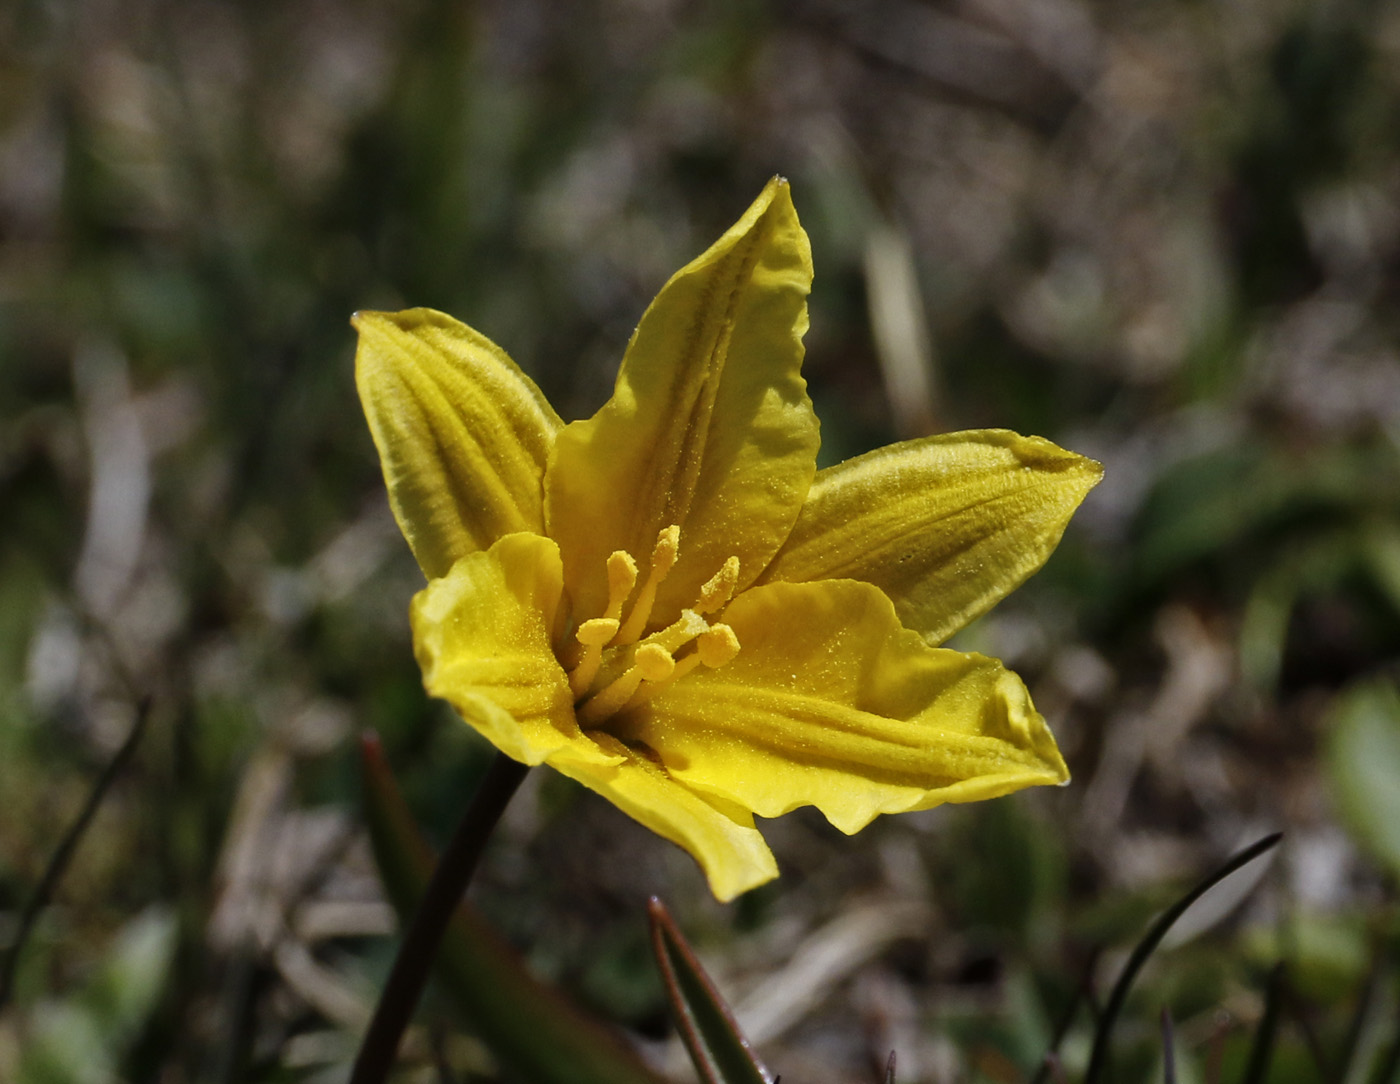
349, 751, 528, 1084
0, 695, 153, 1011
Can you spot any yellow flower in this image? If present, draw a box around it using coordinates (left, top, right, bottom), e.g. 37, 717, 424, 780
353, 179, 1101, 901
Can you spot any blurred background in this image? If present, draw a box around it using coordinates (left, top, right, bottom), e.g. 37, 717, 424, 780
4, 0, 1400, 1080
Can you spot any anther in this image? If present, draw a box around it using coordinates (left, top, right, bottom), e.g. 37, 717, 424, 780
603, 551, 638, 621
577, 618, 619, 646
633, 643, 676, 682
695, 556, 740, 614
615, 525, 681, 645
568, 618, 621, 697
668, 623, 742, 683
567, 550, 639, 697
696, 624, 741, 668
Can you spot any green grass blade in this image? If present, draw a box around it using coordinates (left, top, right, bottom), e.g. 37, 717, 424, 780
1084, 832, 1282, 1084
1032, 949, 1099, 1084
1240, 963, 1285, 1084
648, 897, 772, 1084
1162, 1008, 1177, 1084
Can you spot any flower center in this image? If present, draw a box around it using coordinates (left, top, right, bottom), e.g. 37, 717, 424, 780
566, 525, 741, 727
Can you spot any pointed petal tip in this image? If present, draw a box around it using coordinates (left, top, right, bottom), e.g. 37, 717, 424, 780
351, 309, 395, 332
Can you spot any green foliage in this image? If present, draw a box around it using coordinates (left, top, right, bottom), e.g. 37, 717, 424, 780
1327, 681, 1400, 880
15, 908, 176, 1084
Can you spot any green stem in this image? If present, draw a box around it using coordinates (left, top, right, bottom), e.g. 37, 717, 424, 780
350, 750, 529, 1084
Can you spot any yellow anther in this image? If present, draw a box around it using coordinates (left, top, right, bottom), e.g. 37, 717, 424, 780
568, 551, 641, 700
576, 617, 620, 646
616, 525, 682, 645
603, 551, 638, 621
633, 643, 676, 682
652, 524, 681, 572
571, 531, 745, 723
695, 556, 740, 614
568, 618, 620, 697
696, 624, 741, 668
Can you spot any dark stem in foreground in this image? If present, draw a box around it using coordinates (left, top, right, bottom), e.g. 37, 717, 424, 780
350, 751, 530, 1084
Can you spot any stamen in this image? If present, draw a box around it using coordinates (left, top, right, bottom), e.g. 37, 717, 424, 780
567, 617, 619, 697
695, 556, 740, 614
569, 535, 746, 724
566, 550, 639, 697
578, 668, 646, 725
579, 643, 676, 725
615, 525, 681, 645
633, 643, 676, 682
669, 624, 742, 683
577, 618, 620, 646
603, 551, 638, 621
645, 609, 709, 655
696, 623, 741, 668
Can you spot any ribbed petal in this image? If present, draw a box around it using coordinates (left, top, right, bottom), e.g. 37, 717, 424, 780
545, 178, 820, 630
355, 309, 562, 580
412, 533, 616, 769
759, 430, 1102, 644
613, 579, 1068, 835
548, 732, 779, 902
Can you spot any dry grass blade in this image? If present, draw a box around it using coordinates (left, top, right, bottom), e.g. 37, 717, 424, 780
649, 897, 772, 1084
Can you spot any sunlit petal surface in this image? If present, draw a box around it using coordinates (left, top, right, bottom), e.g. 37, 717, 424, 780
761, 430, 1103, 644
412, 533, 603, 767
546, 178, 820, 632
614, 579, 1067, 834
356, 309, 562, 579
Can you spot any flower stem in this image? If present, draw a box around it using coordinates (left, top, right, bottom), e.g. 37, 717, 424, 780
350, 751, 529, 1084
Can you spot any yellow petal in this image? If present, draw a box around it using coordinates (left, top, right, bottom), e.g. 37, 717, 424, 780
548, 732, 779, 902
614, 579, 1067, 835
355, 309, 563, 580
412, 533, 614, 768
759, 430, 1102, 645
546, 178, 820, 629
